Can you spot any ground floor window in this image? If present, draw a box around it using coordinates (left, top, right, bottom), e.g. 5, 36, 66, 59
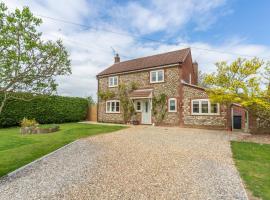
134, 101, 141, 112
168, 98, 177, 112
106, 100, 120, 113
191, 99, 219, 115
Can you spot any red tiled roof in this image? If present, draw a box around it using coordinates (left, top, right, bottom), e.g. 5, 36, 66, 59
97, 48, 190, 76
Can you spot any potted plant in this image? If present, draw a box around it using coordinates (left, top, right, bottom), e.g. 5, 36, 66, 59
130, 113, 139, 125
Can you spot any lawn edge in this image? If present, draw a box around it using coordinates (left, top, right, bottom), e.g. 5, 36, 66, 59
2, 125, 127, 178
5, 140, 79, 178
230, 141, 254, 200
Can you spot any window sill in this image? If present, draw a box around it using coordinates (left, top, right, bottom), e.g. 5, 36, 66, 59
168, 110, 177, 113
191, 113, 220, 116
106, 112, 120, 114
108, 85, 118, 88
150, 81, 165, 84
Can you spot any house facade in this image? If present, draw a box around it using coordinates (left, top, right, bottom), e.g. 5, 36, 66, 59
96, 48, 268, 133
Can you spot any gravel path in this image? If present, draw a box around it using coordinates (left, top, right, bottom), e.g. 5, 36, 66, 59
0, 126, 248, 200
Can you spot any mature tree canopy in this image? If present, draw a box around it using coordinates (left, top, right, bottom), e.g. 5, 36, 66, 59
0, 3, 71, 113
204, 58, 270, 122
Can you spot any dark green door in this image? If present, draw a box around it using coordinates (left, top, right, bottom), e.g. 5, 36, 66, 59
233, 116, 242, 129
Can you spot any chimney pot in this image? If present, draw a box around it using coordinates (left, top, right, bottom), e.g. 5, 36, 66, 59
114, 53, 120, 63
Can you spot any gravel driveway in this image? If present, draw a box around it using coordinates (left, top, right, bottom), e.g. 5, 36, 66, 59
0, 126, 248, 200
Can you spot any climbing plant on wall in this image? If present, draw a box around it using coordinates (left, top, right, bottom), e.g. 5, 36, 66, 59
152, 93, 167, 125
98, 90, 115, 101
118, 83, 137, 123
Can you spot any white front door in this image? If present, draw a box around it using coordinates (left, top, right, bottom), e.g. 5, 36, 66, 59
141, 99, 151, 124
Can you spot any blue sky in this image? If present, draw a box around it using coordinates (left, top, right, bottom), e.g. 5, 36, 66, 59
196, 0, 270, 46
4, 0, 270, 97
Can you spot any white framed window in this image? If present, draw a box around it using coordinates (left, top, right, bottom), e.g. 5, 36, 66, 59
134, 101, 142, 112
108, 76, 118, 87
191, 99, 219, 115
168, 98, 177, 112
106, 100, 120, 113
150, 70, 164, 83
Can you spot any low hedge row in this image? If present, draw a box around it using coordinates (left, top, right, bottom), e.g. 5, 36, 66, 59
0, 93, 88, 127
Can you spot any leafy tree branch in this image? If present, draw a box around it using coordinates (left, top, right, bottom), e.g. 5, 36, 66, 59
0, 3, 71, 114
204, 58, 270, 124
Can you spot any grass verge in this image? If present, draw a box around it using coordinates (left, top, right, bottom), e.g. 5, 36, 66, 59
231, 141, 270, 200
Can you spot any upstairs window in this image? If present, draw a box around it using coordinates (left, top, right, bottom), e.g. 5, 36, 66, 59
168, 98, 177, 112
106, 100, 120, 113
150, 70, 164, 83
108, 76, 118, 87
191, 99, 219, 115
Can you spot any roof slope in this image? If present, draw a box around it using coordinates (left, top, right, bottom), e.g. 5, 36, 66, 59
97, 48, 190, 76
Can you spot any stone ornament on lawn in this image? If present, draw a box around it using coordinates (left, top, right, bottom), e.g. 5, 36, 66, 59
20, 118, 59, 134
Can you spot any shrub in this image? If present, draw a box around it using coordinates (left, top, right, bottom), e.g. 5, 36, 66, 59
20, 118, 38, 127
0, 93, 88, 127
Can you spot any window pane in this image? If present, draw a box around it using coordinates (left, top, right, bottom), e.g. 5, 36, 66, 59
109, 78, 113, 86
211, 103, 218, 113
170, 99, 176, 111
116, 102, 119, 112
145, 101, 148, 112
193, 101, 199, 113
158, 71, 163, 81
107, 102, 110, 112
113, 77, 118, 85
201, 101, 209, 113
111, 102, 115, 112
151, 71, 156, 82
136, 101, 141, 110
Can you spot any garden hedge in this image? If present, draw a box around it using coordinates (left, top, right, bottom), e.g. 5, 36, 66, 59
0, 93, 88, 127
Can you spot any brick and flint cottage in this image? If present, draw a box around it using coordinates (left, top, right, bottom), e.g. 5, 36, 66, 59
96, 48, 268, 133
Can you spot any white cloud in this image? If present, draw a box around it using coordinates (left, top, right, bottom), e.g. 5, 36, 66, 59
2, 0, 270, 100
111, 0, 229, 34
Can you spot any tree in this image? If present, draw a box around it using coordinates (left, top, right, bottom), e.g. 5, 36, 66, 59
0, 3, 71, 114
204, 57, 270, 123
263, 62, 270, 95
86, 95, 96, 106
198, 70, 210, 88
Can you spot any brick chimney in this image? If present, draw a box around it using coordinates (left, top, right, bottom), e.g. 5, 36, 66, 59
114, 53, 120, 63
192, 61, 198, 85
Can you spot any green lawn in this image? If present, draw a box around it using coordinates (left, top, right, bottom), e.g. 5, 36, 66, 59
231, 141, 270, 200
0, 123, 125, 177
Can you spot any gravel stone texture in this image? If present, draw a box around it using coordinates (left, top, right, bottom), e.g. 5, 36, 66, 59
0, 126, 248, 200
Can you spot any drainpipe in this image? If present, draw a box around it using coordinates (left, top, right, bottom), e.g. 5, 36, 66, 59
246, 110, 249, 132
97, 76, 99, 122
231, 106, 234, 131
